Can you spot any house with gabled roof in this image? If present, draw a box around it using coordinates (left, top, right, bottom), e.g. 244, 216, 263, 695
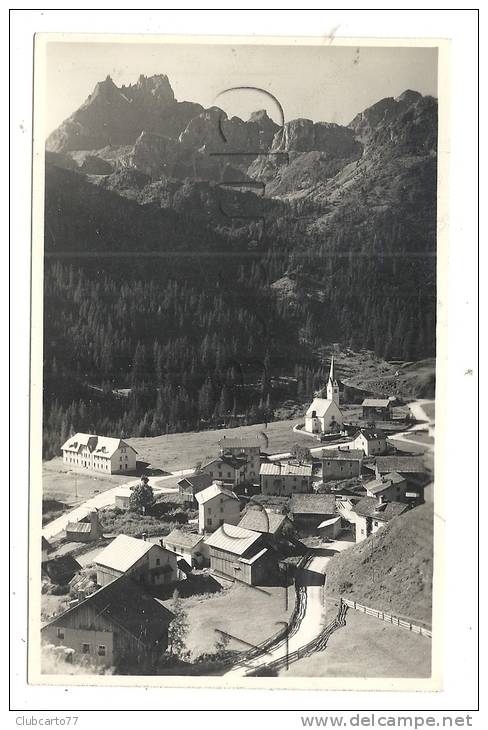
93, 534, 178, 588
41, 575, 174, 669
66, 510, 104, 543
195, 482, 241, 534
352, 495, 410, 543
361, 398, 393, 421
238, 508, 292, 536
199, 454, 248, 488
162, 529, 209, 567
290, 493, 338, 534
177, 472, 214, 506
61, 432, 137, 474
350, 428, 388, 456
218, 436, 262, 482
364, 455, 427, 504
204, 523, 277, 585
320, 448, 364, 480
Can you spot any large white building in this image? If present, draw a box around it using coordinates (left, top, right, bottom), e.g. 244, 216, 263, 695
61, 433, 137, 475
304, 358, 344, 435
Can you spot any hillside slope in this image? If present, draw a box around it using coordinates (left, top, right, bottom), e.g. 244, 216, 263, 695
325, 503, 433, 625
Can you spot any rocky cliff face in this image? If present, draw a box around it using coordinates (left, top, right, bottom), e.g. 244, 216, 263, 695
46, 73, 437, 224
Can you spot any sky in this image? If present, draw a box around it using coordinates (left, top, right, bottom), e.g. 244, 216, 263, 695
44, 40, 438, 134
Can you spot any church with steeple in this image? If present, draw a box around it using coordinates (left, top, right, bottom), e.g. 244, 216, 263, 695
304, 358, 344, 435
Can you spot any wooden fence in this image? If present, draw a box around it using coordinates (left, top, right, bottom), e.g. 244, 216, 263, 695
341, 598, 432, 638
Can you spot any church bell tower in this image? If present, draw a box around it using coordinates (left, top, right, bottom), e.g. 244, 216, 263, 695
326, 357, 340, 405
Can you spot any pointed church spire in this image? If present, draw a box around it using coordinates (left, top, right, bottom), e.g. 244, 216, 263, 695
327, 357, 340, 405
329, 356, 336, 384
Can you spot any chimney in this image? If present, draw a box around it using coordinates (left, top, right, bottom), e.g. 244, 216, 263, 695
141, 532, 148, 541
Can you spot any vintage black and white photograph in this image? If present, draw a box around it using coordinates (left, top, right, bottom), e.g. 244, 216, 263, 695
31, 35, 444, 687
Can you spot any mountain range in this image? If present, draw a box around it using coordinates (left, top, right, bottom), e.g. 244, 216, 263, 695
42, 73, 437, 456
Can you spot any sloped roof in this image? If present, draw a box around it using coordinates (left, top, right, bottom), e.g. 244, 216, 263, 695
204, 524, 261, 556
201, 455, 246, 471
61, 432, 137, 457
306, 398, 340, 418
238, 509, 289, 535
164, 529, 204, 549
42, 575, 174, 646
366, 472, 405, 495
353, 497, 409, 521
317, 516, 342, 529
66, 521, 91, 534
94, 534, 154, 573
322, 449, 364, 461
362, 398, 391, 408
291, 493, 337, 515
177, 473, 214, 492
372, 456, 426, 473
195, 483, 239, 505
354, 429, 386, 441
42, 555, 81, 585
260, 461, 312, 477
239, 547, 269, 565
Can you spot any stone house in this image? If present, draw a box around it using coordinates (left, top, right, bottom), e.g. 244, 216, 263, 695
321, 448, 364, 480
218, 436, 262, 483
260, 461, 313, 496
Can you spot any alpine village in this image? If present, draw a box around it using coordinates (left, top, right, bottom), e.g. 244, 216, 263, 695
41, 73, 436, 679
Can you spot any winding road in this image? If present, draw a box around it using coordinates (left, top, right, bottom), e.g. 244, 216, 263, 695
42, 469, 193, 540
387, 399, 435, 453
225, 540, 352, 677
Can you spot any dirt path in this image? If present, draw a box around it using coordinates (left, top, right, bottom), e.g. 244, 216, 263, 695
387, 399, 435, 454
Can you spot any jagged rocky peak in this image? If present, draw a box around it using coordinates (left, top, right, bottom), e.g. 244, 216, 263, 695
395, 89, 422, 104
130, 73, 176, 104
348, 90, 437, 152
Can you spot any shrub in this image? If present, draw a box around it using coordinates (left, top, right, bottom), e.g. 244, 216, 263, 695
49, 584, 70, 596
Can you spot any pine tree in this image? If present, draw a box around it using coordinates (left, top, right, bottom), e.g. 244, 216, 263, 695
168, 589, 189, 657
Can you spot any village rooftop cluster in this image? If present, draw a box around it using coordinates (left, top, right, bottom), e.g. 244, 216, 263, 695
41, 360, 432, 675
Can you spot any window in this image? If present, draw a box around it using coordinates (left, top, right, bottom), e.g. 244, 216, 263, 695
98, 645, 106, 657
82, 643, 90, 654
57, 628, 64, 640
156, 558, 160, 566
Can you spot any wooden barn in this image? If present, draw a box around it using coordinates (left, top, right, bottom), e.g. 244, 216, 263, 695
361, 398, 393, 421
290, 493, 338, 535
65, 510, 103, 543
41, 575, 174, 670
